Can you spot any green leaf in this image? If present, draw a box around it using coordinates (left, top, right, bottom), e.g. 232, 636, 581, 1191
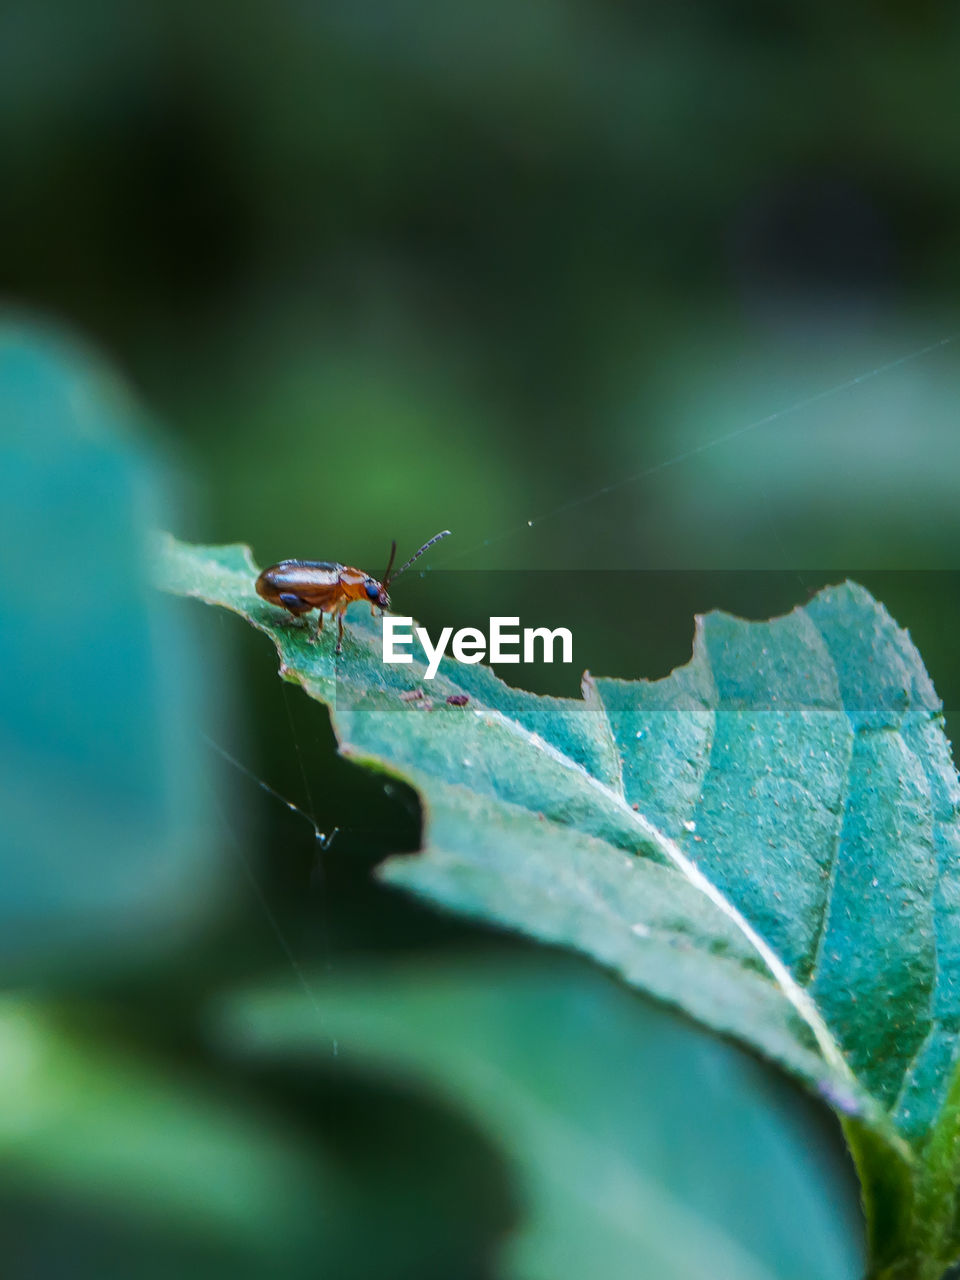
158, 535, 960, 1279
0, 320, 224, 976
0, 999, 354, 1279
220, 952, 865, 1280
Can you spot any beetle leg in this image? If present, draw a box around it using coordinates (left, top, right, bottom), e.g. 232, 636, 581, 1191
277, 592, 309, 627
336, 612, 344, 655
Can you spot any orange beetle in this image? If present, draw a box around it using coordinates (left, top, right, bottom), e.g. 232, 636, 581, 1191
255, 531, 450, 653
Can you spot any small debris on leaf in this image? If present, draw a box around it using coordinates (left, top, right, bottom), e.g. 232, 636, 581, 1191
446, 694, 470, 706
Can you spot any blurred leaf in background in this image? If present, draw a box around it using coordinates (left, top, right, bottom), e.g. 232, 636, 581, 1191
0, 316, 224, 976
222, 953, 865, 1280
0, 998, 355, 1280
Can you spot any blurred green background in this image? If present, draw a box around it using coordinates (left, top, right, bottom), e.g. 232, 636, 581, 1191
2, 1, 960, 1276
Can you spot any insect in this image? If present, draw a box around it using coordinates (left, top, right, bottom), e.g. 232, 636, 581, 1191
255, 531, 451, 654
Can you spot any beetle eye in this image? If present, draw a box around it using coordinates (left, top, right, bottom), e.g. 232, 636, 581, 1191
365, 580, 380, 601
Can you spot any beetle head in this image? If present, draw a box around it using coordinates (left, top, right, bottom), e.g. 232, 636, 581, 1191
364, 578, 390, 609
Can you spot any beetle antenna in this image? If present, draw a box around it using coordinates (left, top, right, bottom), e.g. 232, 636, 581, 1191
381, 539, 398, 587
388, 530, 452, 585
